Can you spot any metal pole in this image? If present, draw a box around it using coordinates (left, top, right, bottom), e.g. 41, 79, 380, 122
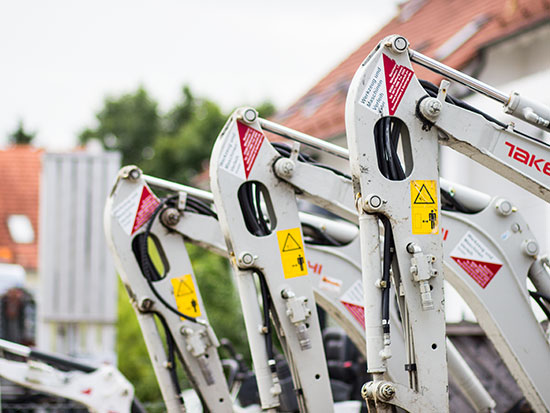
143, 175, 214, 202
408, 49, 510, 104
259, 118, 350, 160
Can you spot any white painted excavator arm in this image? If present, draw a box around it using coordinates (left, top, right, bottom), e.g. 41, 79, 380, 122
0, 339, 135, 413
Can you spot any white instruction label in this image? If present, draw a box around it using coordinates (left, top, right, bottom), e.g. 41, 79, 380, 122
113, 187, 142, 235
340, 280, 364, 307
450, 231, 501, 263
218, 121, 245, 179
358, 54, 414, 116
340, 280, 365, 328
358, 55, 387, 115
450, 231, 503, 289
113, 185, 159, 235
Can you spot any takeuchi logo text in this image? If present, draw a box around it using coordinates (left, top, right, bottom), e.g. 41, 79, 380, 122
504, 142, 550, 176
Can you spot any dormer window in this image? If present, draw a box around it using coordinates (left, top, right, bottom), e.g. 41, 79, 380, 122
7, 215, 34, 244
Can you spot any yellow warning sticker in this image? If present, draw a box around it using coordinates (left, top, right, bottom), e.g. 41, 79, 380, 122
410, 180, 439, 235
276, 228, 308, 279
171, 274, 201, 318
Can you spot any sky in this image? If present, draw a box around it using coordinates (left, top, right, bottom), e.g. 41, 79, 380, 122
1, 1, 398, 150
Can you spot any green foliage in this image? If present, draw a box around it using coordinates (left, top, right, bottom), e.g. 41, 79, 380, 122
9, 120, 35, 145
80, 87, 160, 166
144, 99, 226, 184
255, 101, 277, 119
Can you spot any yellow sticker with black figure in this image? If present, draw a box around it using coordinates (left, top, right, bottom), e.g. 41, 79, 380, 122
277, 228, 308, 279
410, 180, 439, 235
171, 274, 201, 318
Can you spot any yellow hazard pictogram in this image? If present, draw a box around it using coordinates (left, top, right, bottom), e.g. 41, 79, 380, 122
276, 228, 308, 279
410, 180, 439, 235
171, 274, 201, 318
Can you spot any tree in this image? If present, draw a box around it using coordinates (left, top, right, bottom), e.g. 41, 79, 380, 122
9, 120, 35, 145
255, 101, 277, 119
79, 87, 160, 166
145, 99, 226, 184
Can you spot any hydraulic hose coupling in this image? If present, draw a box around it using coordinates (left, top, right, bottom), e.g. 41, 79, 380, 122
407, 242, 436, 311
281, 289, 312, 351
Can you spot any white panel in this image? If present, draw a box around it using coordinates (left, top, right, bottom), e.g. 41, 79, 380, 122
38, 151, 120, 359
74, 158, 89, 318
89, 156, 106, 320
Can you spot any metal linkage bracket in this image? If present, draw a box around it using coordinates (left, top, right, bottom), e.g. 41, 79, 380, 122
104, 167, 234, 413
346, 35, 449, 412
210, 107, 335, 412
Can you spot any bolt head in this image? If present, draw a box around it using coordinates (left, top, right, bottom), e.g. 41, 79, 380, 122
428, 100, 442, 113
420, 97, 442, 120
140, 298, 153, 311
238, 252, 255, 267
369, 195, 382, 208
390, 36, 408, 53
127, 167, 141, 181
378, 382, 396, 401
496, 199, 513, 216
275, 158, 295, 178
243, 108, 258, 123
161, 208, 180, 226
523, 239, 539, 257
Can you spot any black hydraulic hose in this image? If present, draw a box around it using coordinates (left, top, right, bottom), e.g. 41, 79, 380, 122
389, 121, 406, 179
254, 184, 270, 235
238, 183, 277, 371
257, 272, 275, 364
272, 142, 351, 180
29, 349, 96, 373
419, 79, 507, 128
157, 315, 184, 404
186, 196, 217, 219
384, 118, 399, 180
379, 216, 394, 335
375, 122, 390, 178
138, 197, 199, 323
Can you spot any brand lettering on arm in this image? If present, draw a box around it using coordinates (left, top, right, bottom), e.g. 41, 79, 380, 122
504, 141, 550, 177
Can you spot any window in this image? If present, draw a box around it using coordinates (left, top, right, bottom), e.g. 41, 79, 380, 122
7, 215, 35, 244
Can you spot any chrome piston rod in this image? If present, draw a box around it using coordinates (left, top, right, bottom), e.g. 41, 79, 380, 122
408, 49, 509, 104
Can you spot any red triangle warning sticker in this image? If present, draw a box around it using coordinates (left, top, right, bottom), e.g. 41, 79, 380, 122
132, 186, 160, 235
451, 256, 502, 289
383, 54, 414, 116
237, 121, 265, 179
341, 301, 365, 329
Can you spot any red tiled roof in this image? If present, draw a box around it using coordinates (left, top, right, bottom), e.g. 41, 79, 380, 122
274, 0, 550, 140
0, 146, 43, 270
